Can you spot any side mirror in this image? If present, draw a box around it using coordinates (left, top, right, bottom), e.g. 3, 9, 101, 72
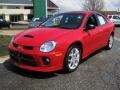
84, 24, 95, 31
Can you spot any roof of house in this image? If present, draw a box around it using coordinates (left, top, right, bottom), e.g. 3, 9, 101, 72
0, 0, 58, 7
0, 0, 32, 4
48, 0, 58, 9
0, 0, 58, 9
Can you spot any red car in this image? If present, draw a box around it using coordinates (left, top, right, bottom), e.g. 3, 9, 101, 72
9, 11, 115, 73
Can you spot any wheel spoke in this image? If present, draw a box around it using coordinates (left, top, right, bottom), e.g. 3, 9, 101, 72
68, 48, 80, 70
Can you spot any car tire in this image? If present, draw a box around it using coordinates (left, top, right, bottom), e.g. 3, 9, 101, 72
63, 45, 81, 73
106, 34, 114, 50
8, 24, 12, 29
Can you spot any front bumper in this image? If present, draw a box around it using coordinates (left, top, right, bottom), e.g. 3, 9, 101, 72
8, 44, 65, 72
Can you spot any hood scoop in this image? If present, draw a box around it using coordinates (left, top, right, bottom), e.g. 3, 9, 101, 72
24, 35, 34, 38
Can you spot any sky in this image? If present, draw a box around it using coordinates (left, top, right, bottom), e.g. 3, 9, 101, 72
51, 0, 120, 12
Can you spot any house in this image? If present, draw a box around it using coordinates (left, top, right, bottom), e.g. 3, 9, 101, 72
0, 0, 59, 22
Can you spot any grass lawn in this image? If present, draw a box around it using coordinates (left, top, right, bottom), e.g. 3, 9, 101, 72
0, 35, 12, 57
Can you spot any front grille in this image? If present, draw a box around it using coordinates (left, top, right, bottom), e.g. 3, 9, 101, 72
9, 50, 37, 66
12, 43, 34, 50
23, 46, 33, 50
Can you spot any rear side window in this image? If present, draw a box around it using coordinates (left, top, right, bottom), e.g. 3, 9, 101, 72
97, 15, 107, 25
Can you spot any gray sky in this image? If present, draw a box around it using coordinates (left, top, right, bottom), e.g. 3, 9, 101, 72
51, 0, 120, 12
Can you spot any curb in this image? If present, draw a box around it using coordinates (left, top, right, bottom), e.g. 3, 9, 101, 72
0, 56, 9, 64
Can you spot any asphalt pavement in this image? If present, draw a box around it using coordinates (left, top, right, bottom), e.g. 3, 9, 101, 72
0, 28, 120, 90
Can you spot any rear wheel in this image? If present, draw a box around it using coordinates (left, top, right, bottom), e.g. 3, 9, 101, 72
63, 45, 81, 73
106, 34, 114, 50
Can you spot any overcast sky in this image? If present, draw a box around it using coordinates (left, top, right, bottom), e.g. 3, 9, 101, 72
51, 0, 120, 12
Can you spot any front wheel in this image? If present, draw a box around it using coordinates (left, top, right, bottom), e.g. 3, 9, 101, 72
63, 45, 81, 73
106, 34, 114, 50
8, 24, 12, 29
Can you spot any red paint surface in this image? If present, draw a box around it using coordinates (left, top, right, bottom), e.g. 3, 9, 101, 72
8, 11, 115, 72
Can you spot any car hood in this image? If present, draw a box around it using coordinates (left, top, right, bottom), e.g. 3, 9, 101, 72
14, 27, 72, 46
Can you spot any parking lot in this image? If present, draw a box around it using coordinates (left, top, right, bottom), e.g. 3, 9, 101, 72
0, 27, 120, 90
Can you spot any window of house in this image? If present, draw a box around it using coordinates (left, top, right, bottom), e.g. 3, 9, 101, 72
10, 15, 21, 22
24, 6, 33, 9
7, 6, 20, 9
28, 14, 33, 20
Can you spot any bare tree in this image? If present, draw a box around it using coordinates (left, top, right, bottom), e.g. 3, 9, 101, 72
83, 0, 104, 11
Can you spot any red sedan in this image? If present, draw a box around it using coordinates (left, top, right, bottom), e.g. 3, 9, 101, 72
8, 11, 115, 73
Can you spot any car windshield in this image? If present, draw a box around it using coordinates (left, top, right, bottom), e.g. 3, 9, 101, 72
32, 17, 48, 22
41, 13, 84, 29
32, 18, 41, 22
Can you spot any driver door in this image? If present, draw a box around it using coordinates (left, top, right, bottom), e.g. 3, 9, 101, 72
83, 14, 101, 56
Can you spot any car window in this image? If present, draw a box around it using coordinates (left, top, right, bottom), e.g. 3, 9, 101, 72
108, 16, 112, 19
85, 14, 98, 27
113, 16, 120, 19
97, 15, 107, 25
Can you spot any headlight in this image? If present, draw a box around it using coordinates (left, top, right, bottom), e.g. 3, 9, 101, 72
40, 41, 56, 52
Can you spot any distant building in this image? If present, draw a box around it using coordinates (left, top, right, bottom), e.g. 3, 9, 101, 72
0, 0, 59, 22
101, 11, 120, 16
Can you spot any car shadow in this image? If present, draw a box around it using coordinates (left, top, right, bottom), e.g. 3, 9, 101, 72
57, 48, 105, 74
81, 48, 104, 63
3, 60, 58, 79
